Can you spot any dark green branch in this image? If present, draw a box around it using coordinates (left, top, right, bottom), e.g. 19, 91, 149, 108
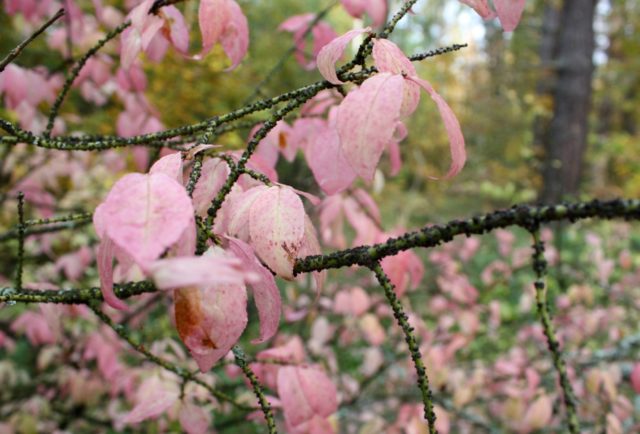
0, 213, 92, 243
530, 230, 580, 433
0, 8, 65, 73
294, 199, 640, 274
232, 346, 277, 434
14, 192, 25, 290
88, 302, 252, 411
44, 21, 131, 137
370, 262, 437, 433
0, 281, 156, 305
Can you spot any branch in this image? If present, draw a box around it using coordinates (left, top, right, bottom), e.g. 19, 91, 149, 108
44, 21, 131, 137
530, 230, 580, 433
232, 346, 278, 434
2, 42, 466, 152
370, 262, 437, 434
294, 199, 640, 274
0, 281, 156, 305
0, 8, 65, 73
88, 302, 253, 411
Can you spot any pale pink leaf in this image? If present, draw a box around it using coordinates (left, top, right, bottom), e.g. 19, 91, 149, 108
179, 402, 211, 434
459, 0, 497, 20
364, 0, 387, 27
631, 363, 640, 394
494, 0, 527, 32
121, 28, 143, 70
336, 73, 404, 181
192, 158, 230, 217
219, 0, 249, 70
352, 189, 381, 225
149, 152, 183, 183
149, 254, 249, 290
96, 173, 195, 270
372, 39, 416, 76
522, 395, 553, 432
311, 23, 338, 69
161, 6, 189, 53
305, 124, 356, 195
199, 0, 229, 53
371, 39, 421, 116
277, 366, 338, 431
227, 185, 269, 241
407, 76, 466, 178
257, 336, 306, 364
185, 144, 217, 160
279, 14, 314, 32
227, 237, 282, 344
124, 375, 179, 424
96, 236, 129, 310
334, 286, 371, 316
174, 283, 248, 372
316, 28, 370, 85
249, 186, 305, 279
298, 215, 326, 294
340, 0, 366, 18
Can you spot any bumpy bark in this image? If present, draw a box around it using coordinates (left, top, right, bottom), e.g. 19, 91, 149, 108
541, 0, 598, 202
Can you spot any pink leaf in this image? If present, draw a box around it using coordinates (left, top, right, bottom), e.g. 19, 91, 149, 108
161, 6, 189, 53
522, 395, 553, 432
199, 0, 229, 52
227, 237, 282, 344
334, 286, 371, 316
631, 363, 640, 394
316, 28, 370, 85
219, 0, 249, 70
192, 158, 230, 217
94, 173, 195, 270
12, 311, 56, 345
198, 0, 248, 69
149, 152, 183, 183
279, 15, 337, 70
493, 0, 527, 32
179, 402, 211, 434
298, 215, 326, 293
336, 73, 404, 181
96, 236, 129, 310
121, 28, 143, 70
341, 0, 387, 27
371, 39, 421, 116
277, 366, 338, 432
407, 76, 466, 178
149, 253, 251, 290
124, 375, 179, 424
279, 14, 315, 33
340, 0, 366, 18
227, 185, 269, 241
363, 0, 387, 27
372, 39, 416, 76
249, 186, 305, 279
174, 283, 248, 372
305, 123, 356, 195
459, 0, 497, 20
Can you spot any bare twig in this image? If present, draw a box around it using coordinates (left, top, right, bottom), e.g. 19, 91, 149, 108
0, 8, 65, 73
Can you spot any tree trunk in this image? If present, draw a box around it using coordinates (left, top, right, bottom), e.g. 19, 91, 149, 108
540, 0, 598, 203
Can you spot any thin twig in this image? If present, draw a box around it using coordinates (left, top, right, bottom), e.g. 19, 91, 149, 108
232, 346, 278, 434
88, 302, 254, 411
530, 229, 580, 433
15, 192, 26, 290
370, 262, 437, 433
0, 8, 65, 73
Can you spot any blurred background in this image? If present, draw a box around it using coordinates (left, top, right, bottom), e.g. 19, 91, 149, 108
1, 1, 640, 432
